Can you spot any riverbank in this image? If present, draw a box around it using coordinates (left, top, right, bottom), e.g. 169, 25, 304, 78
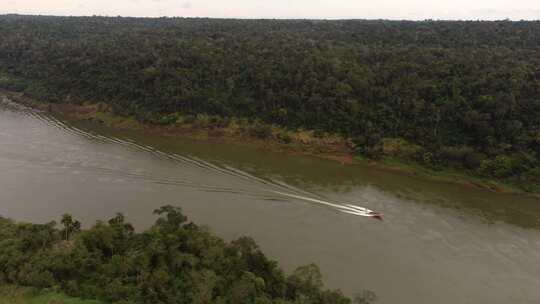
0, 89, 355, 163
1, 89, 537, 197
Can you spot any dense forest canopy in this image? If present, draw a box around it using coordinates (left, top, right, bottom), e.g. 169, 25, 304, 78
0, 206, 369, 304
0, 15, 539, 188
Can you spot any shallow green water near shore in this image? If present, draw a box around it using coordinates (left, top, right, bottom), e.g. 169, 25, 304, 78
2, 97, 540, 303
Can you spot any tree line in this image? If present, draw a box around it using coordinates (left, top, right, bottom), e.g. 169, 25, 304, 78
0, 15, 539, 189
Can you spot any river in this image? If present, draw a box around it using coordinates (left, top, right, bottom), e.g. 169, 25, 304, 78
1, 96, 540, 304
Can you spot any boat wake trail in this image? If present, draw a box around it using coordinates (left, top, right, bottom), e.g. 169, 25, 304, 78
1, 97, 382, 219
270, 191, 382, 219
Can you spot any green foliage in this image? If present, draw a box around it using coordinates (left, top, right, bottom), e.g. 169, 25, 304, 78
0, 285, 104, 304
381, 138, 421, 160
464, 152, 487, 170
0, 208, 372, 304
157, 114, 177, 126
249, 122, 273, 139
61, 214, 81, 241
479, 153, 537, 178
277, 132, 293, 144
0, 15, 537, 187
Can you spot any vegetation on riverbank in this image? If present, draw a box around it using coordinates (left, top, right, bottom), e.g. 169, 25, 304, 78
2, 88, 538, 196
0, 15, 539, 193
1, 89, 354, 163
0, 206, 373, 304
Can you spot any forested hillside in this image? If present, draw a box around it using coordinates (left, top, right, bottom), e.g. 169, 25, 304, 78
0, 206, 365, 303
0, 15, 539, 188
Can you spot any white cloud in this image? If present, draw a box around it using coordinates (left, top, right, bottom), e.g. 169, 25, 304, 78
1, 0, 539, 20
181, 1, 192, 10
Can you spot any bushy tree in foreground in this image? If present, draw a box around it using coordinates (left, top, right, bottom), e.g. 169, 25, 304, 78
0, 206, 374, 304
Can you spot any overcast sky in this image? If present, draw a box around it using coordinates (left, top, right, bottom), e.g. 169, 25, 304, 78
2, 0, 539, 20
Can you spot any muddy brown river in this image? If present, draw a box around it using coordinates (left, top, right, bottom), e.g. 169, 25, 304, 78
1, 96, 540, 303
